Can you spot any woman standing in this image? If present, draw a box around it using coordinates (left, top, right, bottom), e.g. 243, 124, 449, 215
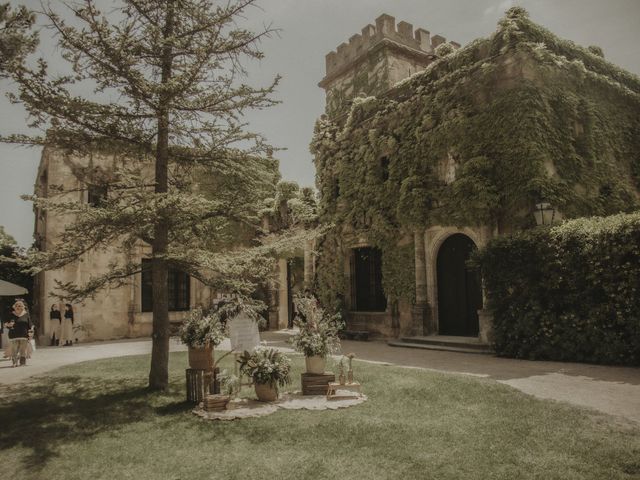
7, 300, 32, 367
1, 315, 11, 358
61, 303, 74, 346
50, 304, 62, 346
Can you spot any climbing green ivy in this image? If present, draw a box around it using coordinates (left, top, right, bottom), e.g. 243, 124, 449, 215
310, 7, 640, 313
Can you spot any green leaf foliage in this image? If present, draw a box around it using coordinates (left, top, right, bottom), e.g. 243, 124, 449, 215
476, 212, 640, 365
237, 347, 292, 388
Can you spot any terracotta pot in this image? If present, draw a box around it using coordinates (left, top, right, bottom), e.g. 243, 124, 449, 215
305, 355, 326, 374
254, 383, 278, 402
188, 345, 213, 371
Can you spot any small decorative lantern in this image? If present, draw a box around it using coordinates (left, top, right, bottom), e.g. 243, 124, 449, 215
533, 202, 556, 226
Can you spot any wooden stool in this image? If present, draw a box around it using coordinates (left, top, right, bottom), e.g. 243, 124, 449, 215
186, 368, 214, 403
326, 381, 362, 400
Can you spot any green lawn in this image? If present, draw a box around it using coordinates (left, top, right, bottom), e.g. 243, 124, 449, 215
1, 353, 639, 480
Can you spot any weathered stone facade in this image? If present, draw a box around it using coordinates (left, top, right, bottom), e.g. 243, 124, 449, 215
32, 147, 313, 342
32, 147, 217, 342
319, 14, 459, 117
312, 11, 640, 341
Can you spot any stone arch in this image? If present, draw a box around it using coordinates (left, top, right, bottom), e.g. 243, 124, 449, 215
425, 226, 484, 336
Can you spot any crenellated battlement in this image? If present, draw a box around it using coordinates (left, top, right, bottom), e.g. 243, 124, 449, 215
324, 14, 460, 77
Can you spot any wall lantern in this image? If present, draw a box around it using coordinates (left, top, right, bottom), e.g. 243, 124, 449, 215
533, 202, 556, 226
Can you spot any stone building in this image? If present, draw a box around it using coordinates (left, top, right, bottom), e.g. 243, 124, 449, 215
32, 147, 312, 342
32, 147, 217, 341
311, 9, 640, 342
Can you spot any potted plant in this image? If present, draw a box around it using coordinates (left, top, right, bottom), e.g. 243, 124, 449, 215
237, 348, 292, 402
179, 307, 227, 370
291, 296, 343, 374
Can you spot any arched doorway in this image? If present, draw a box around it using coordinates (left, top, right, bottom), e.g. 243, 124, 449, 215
436, 234, 482, 336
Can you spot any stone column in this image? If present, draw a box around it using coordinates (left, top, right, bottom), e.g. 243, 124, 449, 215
303, 239, 314, 291
477, 223, 495, 344
411, 229, 429, 336
267, 263, 280, 331
277, 258, 289, 329
424, 228, 438, 334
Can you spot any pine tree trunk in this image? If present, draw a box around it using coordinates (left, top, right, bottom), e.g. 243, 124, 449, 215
148, 2, 175, 391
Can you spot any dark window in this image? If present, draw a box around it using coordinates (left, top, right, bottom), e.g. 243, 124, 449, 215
352, 247, 386, 312
380, 156, 390, 181
600, 184, 613, 198
88, 184, 108, 207
141, 259, 191, 312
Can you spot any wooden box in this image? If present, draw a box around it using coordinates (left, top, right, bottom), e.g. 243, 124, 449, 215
186, 368, 214, 403
301, 372, 335, 396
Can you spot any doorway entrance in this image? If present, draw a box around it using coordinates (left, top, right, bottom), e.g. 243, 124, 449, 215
436, 234, 481, 336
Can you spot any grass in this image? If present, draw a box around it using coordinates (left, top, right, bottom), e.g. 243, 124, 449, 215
1, 352, 639, 480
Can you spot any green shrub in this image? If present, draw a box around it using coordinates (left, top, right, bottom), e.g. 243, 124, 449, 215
476, 212, 640, 365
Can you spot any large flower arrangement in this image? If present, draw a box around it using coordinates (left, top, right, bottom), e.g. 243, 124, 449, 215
237, 348, 292, 388
291, 296, 343, 357
178, 307, 227, 348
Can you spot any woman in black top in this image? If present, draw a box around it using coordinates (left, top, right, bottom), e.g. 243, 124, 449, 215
6, 300, 32, 366
61, 303, 74, 346
50, 304, 62, 346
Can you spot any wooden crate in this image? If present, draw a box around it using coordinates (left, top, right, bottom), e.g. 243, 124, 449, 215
186, 368, 214, 403
203, 394, 230, 412
301, 372, 335, 396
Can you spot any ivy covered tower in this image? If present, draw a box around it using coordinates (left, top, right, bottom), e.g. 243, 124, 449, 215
311, 8, 640, 343
318, 14, 459, 117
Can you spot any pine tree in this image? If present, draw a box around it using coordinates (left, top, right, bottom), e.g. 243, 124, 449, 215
0, 3, 37, 76
1, 0, 306, 390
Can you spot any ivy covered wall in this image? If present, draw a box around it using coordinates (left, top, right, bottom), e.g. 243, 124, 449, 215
310, 7, 640, 317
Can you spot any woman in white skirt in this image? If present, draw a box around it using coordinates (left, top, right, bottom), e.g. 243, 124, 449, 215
61, 303, 74, 346
1, 316, 11, 358
50, 304, 62, 346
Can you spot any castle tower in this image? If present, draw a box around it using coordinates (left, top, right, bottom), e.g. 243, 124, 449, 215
318, 14, 460, 117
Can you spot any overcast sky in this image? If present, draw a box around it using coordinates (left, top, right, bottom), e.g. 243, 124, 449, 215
1, 0, 639, 247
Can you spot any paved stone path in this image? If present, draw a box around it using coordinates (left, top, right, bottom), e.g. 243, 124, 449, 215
1, 332, 639, 425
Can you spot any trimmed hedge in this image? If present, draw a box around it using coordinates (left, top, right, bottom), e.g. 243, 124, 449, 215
476, 212, 640, 365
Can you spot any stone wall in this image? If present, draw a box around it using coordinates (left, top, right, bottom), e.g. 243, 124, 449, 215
33, 147, 215, 342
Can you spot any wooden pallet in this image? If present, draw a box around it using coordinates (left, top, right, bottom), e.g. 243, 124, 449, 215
301, 372, 335, 396
186, 368, 214, 403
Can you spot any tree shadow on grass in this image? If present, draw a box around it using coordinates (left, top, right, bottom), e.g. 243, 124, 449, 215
154, 400, 193, 416
0, 375, 187, 474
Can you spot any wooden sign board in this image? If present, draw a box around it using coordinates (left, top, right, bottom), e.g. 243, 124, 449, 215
229, 312, 261, 353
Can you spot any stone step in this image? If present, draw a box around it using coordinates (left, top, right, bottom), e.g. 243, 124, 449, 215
401, 335, 490, 350
388, 336, 493, 355
339, 330, 370, 341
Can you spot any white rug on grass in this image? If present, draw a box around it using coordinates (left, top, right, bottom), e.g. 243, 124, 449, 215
277, 392, 367, 410
193, 392, 367, 421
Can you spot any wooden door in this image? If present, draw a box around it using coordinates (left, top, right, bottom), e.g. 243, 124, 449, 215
436, 234, 481, 336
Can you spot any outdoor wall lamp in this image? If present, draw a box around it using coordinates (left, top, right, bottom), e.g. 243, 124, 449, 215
533, 201, 556, 226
